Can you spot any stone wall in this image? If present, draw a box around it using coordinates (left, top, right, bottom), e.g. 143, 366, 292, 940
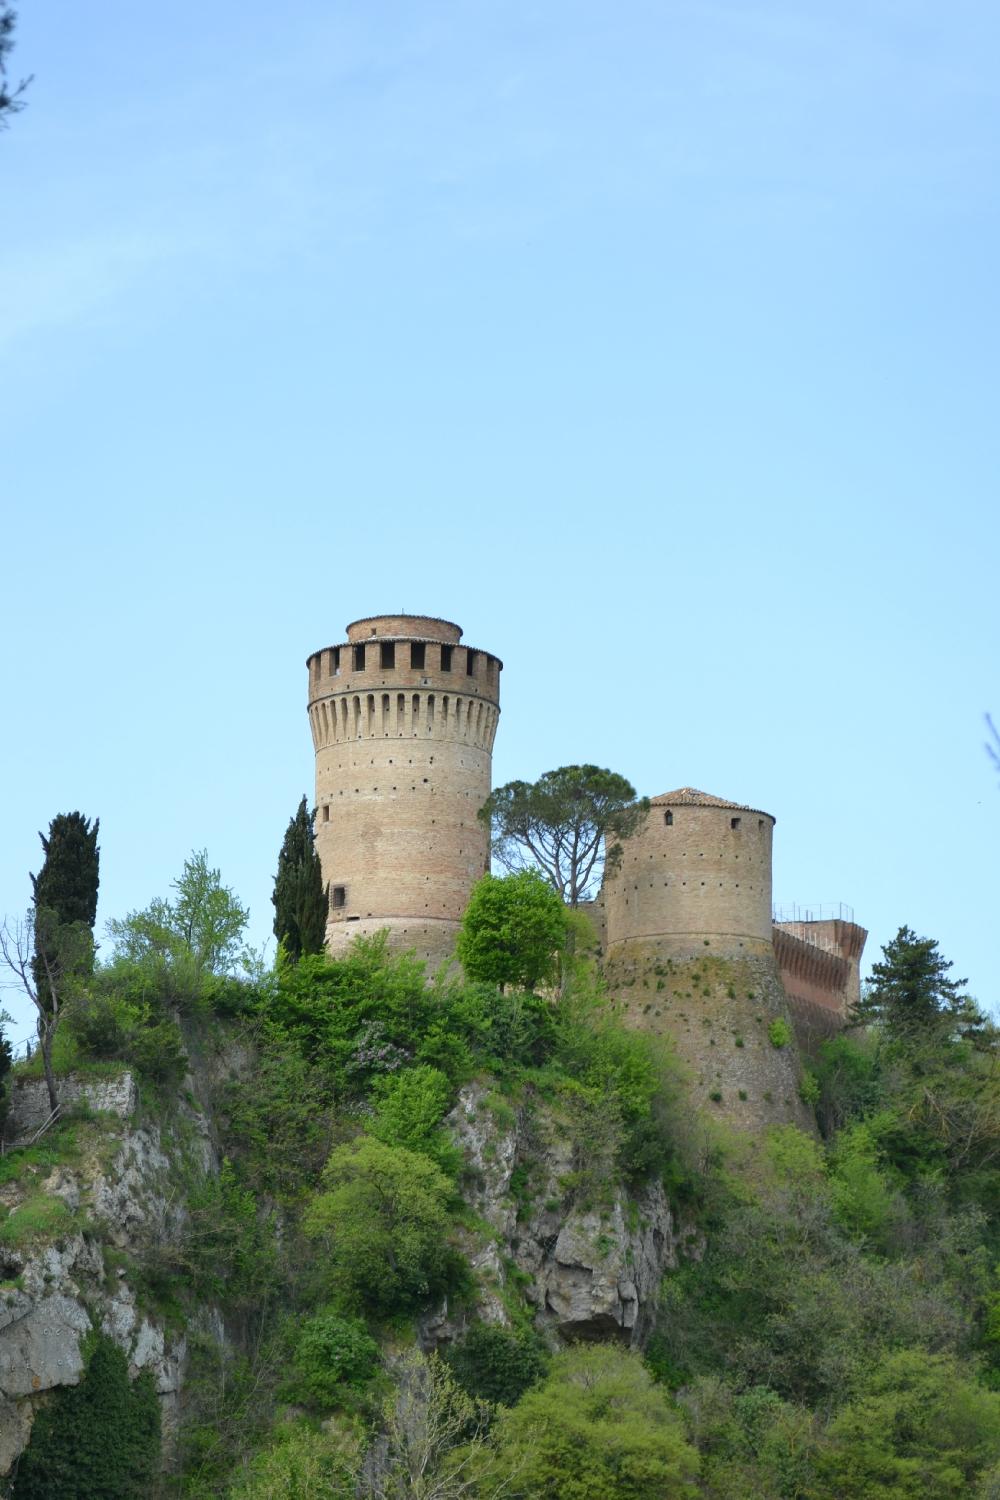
5, 1071, 137, 1144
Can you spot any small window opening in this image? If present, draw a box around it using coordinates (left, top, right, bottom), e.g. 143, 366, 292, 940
730, 816, 741, 830
758, 818, 765, 828
329, 648, 340, 675
410, 642, 426, 670
466, 649, 477, 675
664, 810, 674, 826
322, 805, 330, 823
441, 644, 453, 671
331, 885, 346, 909
380, 642, 395, 669
353, 643, 366, 671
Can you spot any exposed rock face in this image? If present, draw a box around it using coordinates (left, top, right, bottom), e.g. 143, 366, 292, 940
0, 1096, 195, 1476
424, 1083, 691, 1350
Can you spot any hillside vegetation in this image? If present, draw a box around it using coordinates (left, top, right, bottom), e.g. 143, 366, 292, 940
4, 864, 1000, 1499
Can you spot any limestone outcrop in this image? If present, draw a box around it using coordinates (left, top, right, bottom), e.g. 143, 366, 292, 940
422, 1082, 693, 1350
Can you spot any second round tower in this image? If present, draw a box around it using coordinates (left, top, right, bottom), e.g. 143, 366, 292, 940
306, 615, 502, 965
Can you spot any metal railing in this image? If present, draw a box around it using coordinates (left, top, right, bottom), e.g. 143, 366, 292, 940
772, 902, 855, 925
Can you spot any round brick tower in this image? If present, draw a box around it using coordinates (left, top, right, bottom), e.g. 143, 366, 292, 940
603, 789, 810, 1131
604, 789, 776, 962
306, 615, 502, 965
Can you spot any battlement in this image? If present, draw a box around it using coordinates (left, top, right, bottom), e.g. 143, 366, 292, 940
307, 638, 502, 701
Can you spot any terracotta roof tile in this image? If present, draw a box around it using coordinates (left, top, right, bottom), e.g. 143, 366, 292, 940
650, 788, 774, 820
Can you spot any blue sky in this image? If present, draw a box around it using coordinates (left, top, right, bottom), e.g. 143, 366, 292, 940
2, 1, 997, 1045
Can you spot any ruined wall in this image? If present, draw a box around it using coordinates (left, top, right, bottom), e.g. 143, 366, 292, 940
307, 615, 501, 966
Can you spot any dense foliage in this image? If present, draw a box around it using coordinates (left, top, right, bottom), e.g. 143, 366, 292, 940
10, 860, 1000, 1500
12, 1336, 160, 1499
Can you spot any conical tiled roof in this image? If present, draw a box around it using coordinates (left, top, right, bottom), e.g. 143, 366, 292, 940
650, 788, 774, 821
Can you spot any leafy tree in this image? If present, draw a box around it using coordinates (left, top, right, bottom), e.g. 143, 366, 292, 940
0, 7, 30, 131
285, 1312, 380, 1407
305, 1137, 459, 1314
13, 1336, 160, 1499
488, 1344, 700, 1498
816, 1349, 1000, 1498
853, 925, 976, 1042
106, 849, 250, 987
272, 796, 327, 962
31, 811, 100, 1006
456, 871, 567, 991
368, 1349, 510, 1500
480, 765, 649, 906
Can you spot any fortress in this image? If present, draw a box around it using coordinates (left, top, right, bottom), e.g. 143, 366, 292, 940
307, 614, 865, 1124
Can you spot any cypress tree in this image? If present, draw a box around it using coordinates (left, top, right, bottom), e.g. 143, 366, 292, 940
272, 796, 327, 961
31, 811, 100, 1006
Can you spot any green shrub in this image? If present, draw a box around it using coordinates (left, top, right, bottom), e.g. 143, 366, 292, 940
285, 1312, 379, 1408
227, 1421, 358, 1498
444, 1321, 548, 1407
369, 1065, 457, 1171
0, 1193, 74, 1249
456, 871, 568, 992
768, 1018, 793, 1049
13, 1336, 160, 1499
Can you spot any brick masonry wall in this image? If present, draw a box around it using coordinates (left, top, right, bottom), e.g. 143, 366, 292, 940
307, 616, 501, 967
604, 799, 775, 957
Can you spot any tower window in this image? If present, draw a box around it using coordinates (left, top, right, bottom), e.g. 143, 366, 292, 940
664, 810, 673, 826
331, 885, 346, 909
466, 649, 477, 676
329, 647, 340, 675
440, 644, 453, 671
380, 642, 395, 669
731, 817, 741, 830
322, 805, 330, 822
353, 643, 366, 671
410, 642, 426, 670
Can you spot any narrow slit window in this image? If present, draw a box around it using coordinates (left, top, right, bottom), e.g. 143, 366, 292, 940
410, 642, 426, 670
730, 816, 741, 830
322, 805, 330, 823
353, 643, 366, 672
380, 642, 395, 669
331, 885, 346, 909
440, 644, 453, 671
466, 649, 477, 676
664, 810, 674, 826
